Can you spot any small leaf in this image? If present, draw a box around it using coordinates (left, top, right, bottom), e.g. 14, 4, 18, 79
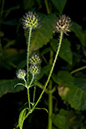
18, 108, 28, 129
50, 0, 67, 14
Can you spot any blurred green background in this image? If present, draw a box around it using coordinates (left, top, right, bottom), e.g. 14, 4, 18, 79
0, 0, 86, 129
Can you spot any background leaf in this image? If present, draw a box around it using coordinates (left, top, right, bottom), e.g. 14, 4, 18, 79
29, 14, 57, 53
50, 38, 73, 65
50, 0, 67, 14
0, 79, 25, 97
71, 22, 86, 46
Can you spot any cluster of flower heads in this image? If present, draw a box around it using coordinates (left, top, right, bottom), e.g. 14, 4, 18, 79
29, 53, 41, 75
16, 53, 41, 80
22, 11, 71, 35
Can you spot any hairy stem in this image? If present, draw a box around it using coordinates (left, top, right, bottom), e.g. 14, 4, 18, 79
27, 27, 32, 109
31, 31, 63, 111
48, 50, 53, 129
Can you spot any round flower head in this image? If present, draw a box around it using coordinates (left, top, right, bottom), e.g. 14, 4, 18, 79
29, 53, 41, 65
29, 65, 40, 75
55, 15, 71, 35
22, 12, 38, 30
16, 69, 26, 80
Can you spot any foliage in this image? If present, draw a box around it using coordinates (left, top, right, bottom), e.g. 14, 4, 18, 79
0, 0, 86, 129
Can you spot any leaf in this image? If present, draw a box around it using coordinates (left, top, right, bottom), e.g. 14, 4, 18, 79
50, 0, 67, 14
23, 0, 35, 10
52, 109, 69, 129
0, 79, 25, 97
55, 71, 86, 110
29, 14, 57, 54
52, 71, 75, 89
18, 108, 28, 129
50, 39, 73, 65
71, 22, 86, 46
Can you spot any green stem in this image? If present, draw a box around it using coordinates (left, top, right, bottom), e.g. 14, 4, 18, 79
48, 81, 53, 129
33, 85, 36, 105
31, 31, 63, 111
27, 27, 32, 109
44, 0, 50, 14
48, 50, 53, 129
70, 65, 86, 74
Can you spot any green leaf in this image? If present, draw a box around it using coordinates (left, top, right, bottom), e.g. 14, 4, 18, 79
50, 0, 67, 14
52, 109, 69, 129
18, 108, 28, 129
71, 22, 86, 46
29, 14, 57, 53
0, 79, 25, 97
59, 39, 73, 65
23, 0, 35, 10
52, 71, 75, 89
55, 71, 86, 110
50, 39, 73, 65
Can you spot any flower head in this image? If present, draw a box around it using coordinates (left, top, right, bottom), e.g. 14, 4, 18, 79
29, 65, 40, 75
16, 69, 26, 80
29, 53, 41, 65
55, 15, 71, 35
22, 12, 38, 30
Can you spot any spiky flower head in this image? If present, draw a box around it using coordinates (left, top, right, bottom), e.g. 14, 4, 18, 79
22, 12, 38, 29
55, 15, 71, 35
29, 53, 41, 65
16, 69, 26, 80
30, 65, 40, 75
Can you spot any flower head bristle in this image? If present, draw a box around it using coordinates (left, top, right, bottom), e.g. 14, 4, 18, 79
30, 65, 40, 75
29, 53, 41, 65
22, 12, 38, 30
55, 15, 71, 35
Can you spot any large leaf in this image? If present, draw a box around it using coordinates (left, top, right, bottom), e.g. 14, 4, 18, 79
50, 39, 73, 65
71, 22, 86, 46
0, 79, 25, 97
53, 71, 86, 110
50, 0, 67, 14
29, 14, 57, 53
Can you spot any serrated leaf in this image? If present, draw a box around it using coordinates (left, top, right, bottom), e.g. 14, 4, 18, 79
51, 0, 67, 14
71, 22, 86, 46
52, 71, 75, 89
0, 79, 25, 97
29, 14, 57, 53
56, 71, 86, 110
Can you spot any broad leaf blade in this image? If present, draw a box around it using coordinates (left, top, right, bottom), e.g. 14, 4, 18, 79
0, 79, 25, 97
29, 14, 57, 53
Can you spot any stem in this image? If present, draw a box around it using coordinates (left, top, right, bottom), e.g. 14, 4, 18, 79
48, 50, 53, 129
70, 65, 86, 74
44, 0, 50, 14
33, 85, 36, 105
27, 27, 32, 109
32, 31, 63, 111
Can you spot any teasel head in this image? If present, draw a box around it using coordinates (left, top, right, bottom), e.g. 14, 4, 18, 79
29, 53, 41, 65
29, 65, 40, 75
16, 69, 26, 80
55, 15, 71, 35
22, 12, 38, 30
